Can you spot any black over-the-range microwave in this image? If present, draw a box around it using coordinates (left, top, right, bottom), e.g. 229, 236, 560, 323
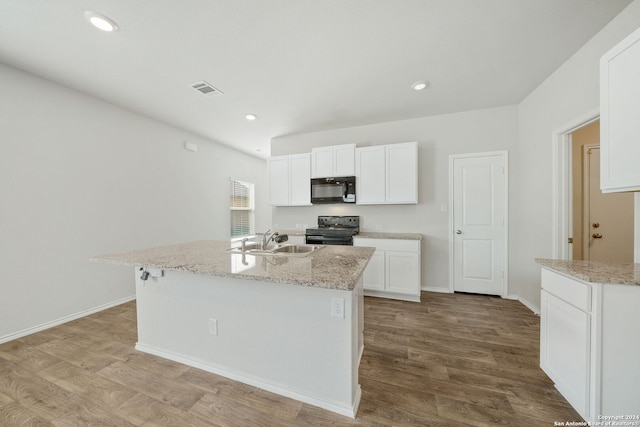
310, 176, 356, 204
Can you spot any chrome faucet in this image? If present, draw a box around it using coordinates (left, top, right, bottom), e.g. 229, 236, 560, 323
262, 230, 279, 250
240, 237, 249, 251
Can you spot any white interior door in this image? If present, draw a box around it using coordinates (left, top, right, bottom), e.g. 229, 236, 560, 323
583, 146, 634, 262
450, 152, 507, 296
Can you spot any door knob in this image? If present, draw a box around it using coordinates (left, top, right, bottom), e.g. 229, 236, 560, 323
592, 222, 600, 228
456, 230, 462, 234
592, 233, 603, 239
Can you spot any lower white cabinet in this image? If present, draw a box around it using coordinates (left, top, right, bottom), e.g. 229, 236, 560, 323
540, 268, 640, 423
354, 237, 421, 302
361, 251, 385, 291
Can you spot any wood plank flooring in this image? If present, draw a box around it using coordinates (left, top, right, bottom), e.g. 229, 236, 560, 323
0, 292, 582, 426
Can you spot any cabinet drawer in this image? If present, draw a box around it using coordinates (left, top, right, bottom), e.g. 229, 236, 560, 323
541, 269, 591, 312
354, 238, 420, 252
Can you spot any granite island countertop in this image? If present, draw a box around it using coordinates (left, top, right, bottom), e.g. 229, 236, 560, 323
91, 240, 375, 291
536, 258, 640, 286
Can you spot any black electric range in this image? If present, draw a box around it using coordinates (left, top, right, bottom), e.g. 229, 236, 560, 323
305, 216, 360, 246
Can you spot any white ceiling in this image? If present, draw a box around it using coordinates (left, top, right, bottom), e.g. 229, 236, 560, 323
0, 1, 632, 158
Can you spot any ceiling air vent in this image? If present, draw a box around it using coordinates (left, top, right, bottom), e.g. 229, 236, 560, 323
190, 81, 223, 97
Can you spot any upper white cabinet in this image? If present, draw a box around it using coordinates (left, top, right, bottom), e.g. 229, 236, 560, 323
355, 141, 418, 205
269, 153, 311, 206
311, 143, 355, 178
600, 27, 640, 193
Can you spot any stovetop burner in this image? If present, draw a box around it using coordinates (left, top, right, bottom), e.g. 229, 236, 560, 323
305, 216, 360, 236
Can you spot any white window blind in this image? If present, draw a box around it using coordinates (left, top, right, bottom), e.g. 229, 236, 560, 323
229, 179, 255, 239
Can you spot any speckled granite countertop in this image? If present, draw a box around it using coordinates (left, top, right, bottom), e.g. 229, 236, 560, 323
536, 258, 640, 286
91, 240, 375, 291
356, 232, 422, 240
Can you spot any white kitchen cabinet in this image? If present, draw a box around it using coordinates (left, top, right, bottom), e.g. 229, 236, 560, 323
355, 146, 386, 203
600, 26, 640, 192
539, 268, 640, 422
354, 237, 421, 301
386, 142, 418, 204
361, 251, 385, 291
540, 274, 591, 417
269, 154, 311, 206
355, 142, 418, 205
269, 156, 289, 205
386, 251, 420, 295
311, 143, 355, 178
289, 154, 311, 205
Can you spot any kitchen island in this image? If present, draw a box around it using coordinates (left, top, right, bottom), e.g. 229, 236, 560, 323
91, 240, 375, 417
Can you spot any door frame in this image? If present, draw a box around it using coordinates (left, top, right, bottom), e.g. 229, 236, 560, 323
551, 109, 599, 260
448, 150, 509, 296
582, 144, 599, 259
552, 109, 640, 262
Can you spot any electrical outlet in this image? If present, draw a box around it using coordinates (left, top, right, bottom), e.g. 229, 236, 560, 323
375, 224, 383, 231
331, 298, 345, 319
296, 224, 302, 229
208, 318, 218, 335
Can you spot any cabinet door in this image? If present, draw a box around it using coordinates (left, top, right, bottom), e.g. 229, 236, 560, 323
362, 251, 385, 291
355, 146, 386, 204
540, 290, 590, 417
386, 142, 418, 204
600, 27, 640, 192
311, 147, 333, 178
269, 156, 289, 206
334, 144, 356, 176
386, 251, 420, 295
289, 153, 311, 205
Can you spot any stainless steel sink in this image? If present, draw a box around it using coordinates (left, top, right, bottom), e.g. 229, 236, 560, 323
270, 244, 322, 254
223, 243, 324, 257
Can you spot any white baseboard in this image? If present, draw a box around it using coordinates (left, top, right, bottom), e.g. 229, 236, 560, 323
422, 286, 453, 294
504, 294, 540, 315
136, 342, 360, 418
364, 290, 420, 302
0, 295, 136, 344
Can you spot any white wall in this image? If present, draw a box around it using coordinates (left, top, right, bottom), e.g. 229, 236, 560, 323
272, 1, 640, 310
0, 63, 270, 342
271, 106, 518, 291
513, 0, 640, 309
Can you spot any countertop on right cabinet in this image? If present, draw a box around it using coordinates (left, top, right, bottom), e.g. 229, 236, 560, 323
356, 232, 422, 240
535, 258, 640, 286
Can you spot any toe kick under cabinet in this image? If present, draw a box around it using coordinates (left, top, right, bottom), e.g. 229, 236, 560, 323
354, 237, 421, 302
539, 268, 640, 423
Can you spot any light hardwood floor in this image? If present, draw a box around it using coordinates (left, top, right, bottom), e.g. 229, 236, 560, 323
0, 292, 582, 426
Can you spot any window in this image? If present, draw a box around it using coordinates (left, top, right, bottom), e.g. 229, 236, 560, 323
229, 178, 255, 239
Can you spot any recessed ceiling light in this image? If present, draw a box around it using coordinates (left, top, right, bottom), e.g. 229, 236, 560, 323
84, 11, 119, 32
411, 80, 429, 91
245, 114, 257, 121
